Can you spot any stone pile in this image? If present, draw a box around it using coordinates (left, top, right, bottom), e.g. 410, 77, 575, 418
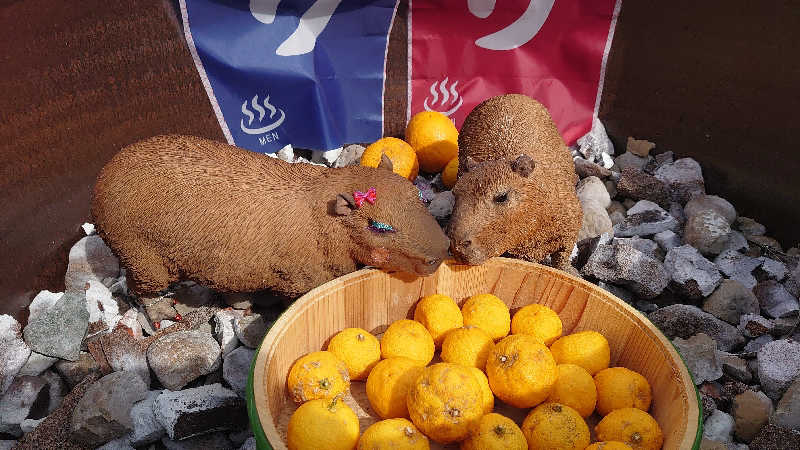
570, 125, 800, 449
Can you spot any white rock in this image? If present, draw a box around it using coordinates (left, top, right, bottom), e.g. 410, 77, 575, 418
18, 351, 57, 376
0, 376, 48, 437
576, 116, 615, 161
310, 147, 342, 166
600, 152, 614, 169
129, 390, 167, 446
214, 309, 244, 356
19, 418, 43, 434
28, 290, 63, 323
223, 347, 256, 396
81, 223, 96, 235
85, 280, 119, 329
0, 315, 31, 394
628, 199, 663, 215
757, 339, 800, 400
333, 144, 366, 168
578, 201, 613, 241
65, 235, 120, 293
108, 276, 128, 296
428, 191, 455, 219
577, 176, 611, 208
654, 230, 681, 252
704, 409, 735, 442
117, 308, 143, 339
274, 144, 294, 162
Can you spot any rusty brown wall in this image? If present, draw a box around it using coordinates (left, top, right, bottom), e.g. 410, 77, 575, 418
1, 0, 798, 319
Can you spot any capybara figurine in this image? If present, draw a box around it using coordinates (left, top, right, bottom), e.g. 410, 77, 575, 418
91, 135, 450, 298
448, 94, 582, 273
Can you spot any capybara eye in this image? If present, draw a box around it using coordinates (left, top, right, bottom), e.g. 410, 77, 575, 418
493, 192, 509, 204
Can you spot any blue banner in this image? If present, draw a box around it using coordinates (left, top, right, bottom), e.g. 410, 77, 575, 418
180, 0, 398, 153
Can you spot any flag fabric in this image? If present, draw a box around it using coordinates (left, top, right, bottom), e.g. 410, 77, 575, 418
409, 0, 621, 145
179, 0, 399, 153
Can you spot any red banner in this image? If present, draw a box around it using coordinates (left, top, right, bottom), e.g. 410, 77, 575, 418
409, 0, 620, 145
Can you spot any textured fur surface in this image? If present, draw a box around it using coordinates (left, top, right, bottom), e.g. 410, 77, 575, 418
91, 135, 449, 297
448, 94, 582, 271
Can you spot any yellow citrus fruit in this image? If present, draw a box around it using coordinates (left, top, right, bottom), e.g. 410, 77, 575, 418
594, 408, 664, 450
441, 157, 459, 189
413, 294, 463, 347
549, 330, 611, 375
461, 294, 510, 341
366, 357, 425, 419
287, 351, 350, 403
547, 364, 597, 418
405, 111, 459, 173
521, 402, 591, 450
460, 413, 527, 450
511, 304, 563, 345
381, 319, 435, 366
440, 326, 495, 370
406, 363, 484, 444
327, 327, 382, 381
594, 367, 653, 416
361, 137, 419, 181
468, 367, 494, 414
357, 418, 430, 450
586, 442, 634, 450
287, 395, 360, 450
485, 334, 557, 408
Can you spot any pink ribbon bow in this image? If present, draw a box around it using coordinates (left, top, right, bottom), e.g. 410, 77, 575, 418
353, 187, 377, 207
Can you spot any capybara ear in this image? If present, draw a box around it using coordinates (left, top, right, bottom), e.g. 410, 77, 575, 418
463, 156, 480, 173
334, 193, 356, 215
510, 154, 535, 177
377, 153, 394, 172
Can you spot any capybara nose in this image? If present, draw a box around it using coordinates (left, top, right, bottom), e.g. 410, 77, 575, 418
451, 239, 472, 255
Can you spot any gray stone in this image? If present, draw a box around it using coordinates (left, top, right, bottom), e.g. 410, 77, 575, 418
333, 144, 366, 168
744, 335, 774, 356
649, 304, 745, 351
616, 168, 670, 206
737, 217, 766, 236
0, 376, 49, 437
154, 384, 247, 440
574, 157, 612, 179
23, 292, 88, 361
614, 152, 650, 172
754, 281, 800, 319
85, 280, 119, 331
97, 436, 135, 450
684, 210, 733, 256
65, 235, 120, 294
654, 157, 706, 204
622, 198, 636, 210
607, 200, 626, 216
749, 424, 800, 450
414, 176, 436, 203
670, 201, 688, 226
70, 371, 148, 447
582, 240, 669, 299
704, 409, 735, 442
129, 390, 166, 446
613, 201, 678, 237
609, 211, 625, 226
428, 191, 455, 218
685, 194, 737, 224
597, 282, 636, 304
673, 333, 723, 385
102, 326, 150, 387
20, 418, 43, 434
161, 432, 234, 450
239, 436, 256, 450
703, 280, 761, 325
772, 377, 800, 432
222, 347, 256, 396
578, 201, 613, 241
654, 229, 682, 252
233, 314, 270, 349
721, 231, 750, 254
0, 315, 31, 393
720, 353, 752, 383
715, 250, 762, 279
738, 314, 775, 338
40, 370, 66, 414
28, 290, 63, 323
229, 429, 253, 446
214, 309, 244, 356
577, 176, 612, 208
757, 339, 800, 400
665, 245, 722, 299
614, 237, 662, 260
18, 351, 57, 376
147, 330, 222, 391
733, 390, 774, 442
785, 264, 800, 298
0, 441, 17, 450
54, 351, 99, 388
773, 316, 799, 337
759, 258, 787, 281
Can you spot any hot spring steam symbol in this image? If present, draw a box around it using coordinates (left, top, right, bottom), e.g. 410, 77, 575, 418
423, 78, 463, 117
240, 94, 285, 135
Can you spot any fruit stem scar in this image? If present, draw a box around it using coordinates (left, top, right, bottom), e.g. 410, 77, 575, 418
551, 404, 562, 413
631, 431, 642, 443
327, 393, 343, 411
404, 426, 414, 437
357, 333, 365, 341
493, 425, 507, 437
319, 378, 331, 390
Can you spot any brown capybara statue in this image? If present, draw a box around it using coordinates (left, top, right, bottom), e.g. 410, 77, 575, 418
448, 94, 582, 274
91, 135, 449, 299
